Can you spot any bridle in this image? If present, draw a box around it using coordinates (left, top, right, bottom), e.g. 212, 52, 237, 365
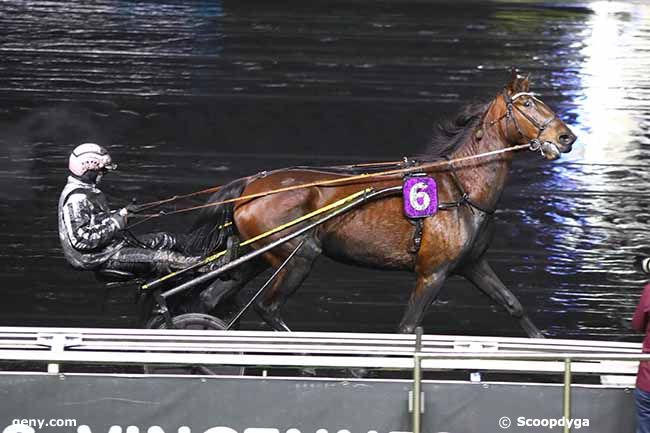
489, 89, 558, 157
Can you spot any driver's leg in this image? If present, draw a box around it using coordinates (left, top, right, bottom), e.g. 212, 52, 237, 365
129, 232, 178, 251
102, 247, 200, 277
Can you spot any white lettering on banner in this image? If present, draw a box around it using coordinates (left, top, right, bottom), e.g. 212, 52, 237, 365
204, 428, 238, 433
243, 429, 279, 433
0, 425, 416, 433
3, 425, 35, 433
77, 427, 122, 433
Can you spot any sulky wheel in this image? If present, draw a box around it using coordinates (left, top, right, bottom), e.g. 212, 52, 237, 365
144, 314, 166, 330
156, 313, 228, 331
144, 313, 244, 376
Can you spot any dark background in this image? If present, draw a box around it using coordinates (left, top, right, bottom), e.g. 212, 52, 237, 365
1, 0, 649, 339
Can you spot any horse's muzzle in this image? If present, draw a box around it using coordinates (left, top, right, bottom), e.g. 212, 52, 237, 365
541, 142, 562, 160
558, 131, 577, 153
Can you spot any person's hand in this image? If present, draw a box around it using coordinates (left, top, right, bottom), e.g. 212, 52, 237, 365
112, 207, 128, 229
118, 207, 129, 223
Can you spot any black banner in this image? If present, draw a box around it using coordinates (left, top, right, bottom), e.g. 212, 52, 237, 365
0, 374, 635, 433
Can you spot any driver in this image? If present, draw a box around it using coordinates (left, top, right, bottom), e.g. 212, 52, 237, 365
58, 143, 200, 278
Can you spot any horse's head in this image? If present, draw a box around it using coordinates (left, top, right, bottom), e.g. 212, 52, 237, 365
494, 72, 576, 160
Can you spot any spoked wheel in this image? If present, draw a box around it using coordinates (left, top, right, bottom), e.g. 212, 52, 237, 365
144, 313, 244, 376
156, 313, 228, 331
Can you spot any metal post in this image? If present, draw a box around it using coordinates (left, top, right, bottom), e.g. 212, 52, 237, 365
563, 357, 572, 433
412, 327, 423, 433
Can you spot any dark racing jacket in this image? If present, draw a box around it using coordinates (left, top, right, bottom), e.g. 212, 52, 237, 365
57, 176, 126, 270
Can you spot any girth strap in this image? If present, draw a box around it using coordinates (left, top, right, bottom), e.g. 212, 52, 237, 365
408, 218, 425, 254
402, 170, 428, 255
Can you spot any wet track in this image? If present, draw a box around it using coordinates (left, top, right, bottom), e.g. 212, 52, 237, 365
1, 0, 649, 339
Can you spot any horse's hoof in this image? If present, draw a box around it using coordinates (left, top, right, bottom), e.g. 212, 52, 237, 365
397, 325, 415, 334
521, 317, 544, 339
300, 367, 317, 377
348, 367, 368, 378
527, 328, 545, 339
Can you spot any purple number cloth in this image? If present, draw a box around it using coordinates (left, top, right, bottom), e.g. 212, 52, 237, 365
403, 176, 437, 218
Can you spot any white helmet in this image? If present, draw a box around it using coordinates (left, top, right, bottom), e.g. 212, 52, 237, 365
68, 143, 116, 177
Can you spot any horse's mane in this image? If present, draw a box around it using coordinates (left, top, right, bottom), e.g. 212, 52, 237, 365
420, 101, 489, 161
289, 101, 490, 175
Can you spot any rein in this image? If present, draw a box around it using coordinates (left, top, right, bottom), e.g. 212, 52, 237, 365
128, 143, 530, 227
127, 162, 405, 217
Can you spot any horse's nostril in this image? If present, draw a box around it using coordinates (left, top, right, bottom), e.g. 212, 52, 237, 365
559, 133, 576, 146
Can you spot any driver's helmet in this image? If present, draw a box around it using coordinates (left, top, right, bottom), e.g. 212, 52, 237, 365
68, 143, 116, 177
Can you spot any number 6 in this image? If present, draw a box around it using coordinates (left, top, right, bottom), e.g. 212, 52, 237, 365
409, 182, 430, 211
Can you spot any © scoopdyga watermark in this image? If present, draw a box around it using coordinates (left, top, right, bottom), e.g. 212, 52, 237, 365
498, 416, 590, 430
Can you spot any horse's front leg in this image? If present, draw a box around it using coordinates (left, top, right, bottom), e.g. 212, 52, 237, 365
398, 268, 448, 334
461, 257, 544, 338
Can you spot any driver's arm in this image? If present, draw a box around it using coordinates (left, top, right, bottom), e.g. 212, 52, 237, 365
62, 193, 126, 251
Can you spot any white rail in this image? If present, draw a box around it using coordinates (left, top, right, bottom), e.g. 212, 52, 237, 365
0, 326, 641, 377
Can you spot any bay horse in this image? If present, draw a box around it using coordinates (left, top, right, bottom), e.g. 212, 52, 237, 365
185, 73, 576, 336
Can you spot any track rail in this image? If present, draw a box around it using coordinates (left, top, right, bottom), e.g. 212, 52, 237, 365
0, 327, 641, 376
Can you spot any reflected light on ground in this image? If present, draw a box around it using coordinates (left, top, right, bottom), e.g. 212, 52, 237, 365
573, 1, 642, 164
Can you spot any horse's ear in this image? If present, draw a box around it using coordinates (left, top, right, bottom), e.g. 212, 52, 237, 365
510, 66, 518, 82
506, 68, 530, 93
506, 67, 518, 92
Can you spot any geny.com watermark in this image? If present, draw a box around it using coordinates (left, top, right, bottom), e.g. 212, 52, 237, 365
499, 416, 590, 430
7, 419, 77, 431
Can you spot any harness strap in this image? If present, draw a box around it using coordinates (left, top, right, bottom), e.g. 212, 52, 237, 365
442, 156, 495, 215
408, 218, 425, 254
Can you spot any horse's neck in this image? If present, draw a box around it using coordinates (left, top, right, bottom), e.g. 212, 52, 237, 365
448, 104, 513, 211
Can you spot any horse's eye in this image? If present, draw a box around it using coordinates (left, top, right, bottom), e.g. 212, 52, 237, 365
524, 100, 533, 108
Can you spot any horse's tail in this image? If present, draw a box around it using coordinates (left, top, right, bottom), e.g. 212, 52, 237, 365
183, 176, 252, 256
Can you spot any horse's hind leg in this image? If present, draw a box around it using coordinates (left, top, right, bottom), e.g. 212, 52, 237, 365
461, 257, 544, 338
198, 259, 266, 312
254, 238, 321, 332
398, 268, 447, 334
